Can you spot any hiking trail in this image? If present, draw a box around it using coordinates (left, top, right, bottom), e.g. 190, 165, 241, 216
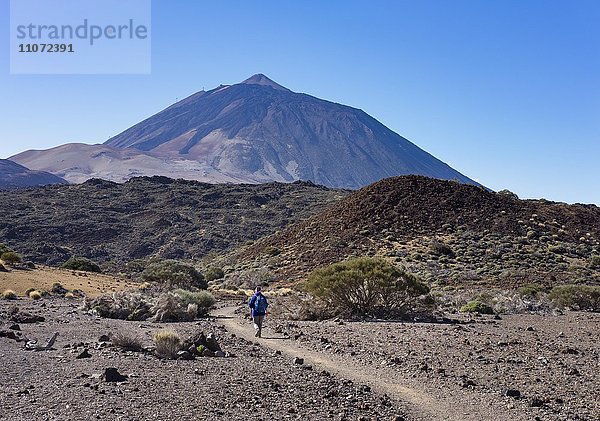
214, 305, 524, 421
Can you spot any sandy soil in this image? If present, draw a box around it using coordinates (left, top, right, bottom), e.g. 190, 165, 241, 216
0, 266, 134, 298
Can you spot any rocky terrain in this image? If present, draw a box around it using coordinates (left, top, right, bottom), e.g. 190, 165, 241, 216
0, 298, 412, 421
266, 307, 600, 421
1, 297, 597, 420
233, 176, 600, 288
0, 177, 346, 269
11, 74, 476, 188
0, 159, 66, 189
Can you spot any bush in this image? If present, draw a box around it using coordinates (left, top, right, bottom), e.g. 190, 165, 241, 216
264, 246, 281, 257
151, 292, 195, 322
112, 331, 144, 352
153, 330, 182, 359
548, 285, 600, 311
589, 255, 600, 269
497, 189, 519, 200
173, 289, 215, 316
0, 243, 14, 255
517, 283, 548, 298
459, 299, 494, 314
85, 291, 153, 321
305, 257, 431, 319
62, 257, 101, 273
84, 289, 212, 322
29, 291, 42, 300
2, 289, 17, 300
430, 240, 454, 257
1, 251, 22, 265
52, 282, 69, 295
142, 260, 206, 289
25, 288, 36, 297
204, 267, 225, 282
548, 244, 567, 254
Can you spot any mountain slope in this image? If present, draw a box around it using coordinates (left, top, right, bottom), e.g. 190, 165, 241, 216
234, 176, 600, 286
10, 143, 251, 184
0, 159, 66, 189
13, 74, 477, 188
0, 177, 346, 267
105, 74, 476, 188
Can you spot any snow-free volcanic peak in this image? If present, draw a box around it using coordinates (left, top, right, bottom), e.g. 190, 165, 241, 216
241, 73, 290, 91
11, 74, 478, 189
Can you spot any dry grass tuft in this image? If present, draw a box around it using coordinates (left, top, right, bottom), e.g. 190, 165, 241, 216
112, 331, 144, 352
153, 330, 182, 359
2, 289, 17, 300
29, 291, 42, 300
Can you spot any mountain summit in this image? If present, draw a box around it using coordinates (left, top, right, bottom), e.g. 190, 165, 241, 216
241, 73, 290, 91
12, 74, 477, 188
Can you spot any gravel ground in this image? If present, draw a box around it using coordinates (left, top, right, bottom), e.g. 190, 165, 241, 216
1, 298, 598, 421
270, 310, 600, 421
0, 298, 410, 421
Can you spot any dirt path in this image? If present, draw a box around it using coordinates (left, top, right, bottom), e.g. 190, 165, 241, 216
214, 305, 524, 421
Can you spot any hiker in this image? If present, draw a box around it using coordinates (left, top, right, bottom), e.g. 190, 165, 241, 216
248, 286, 268, 338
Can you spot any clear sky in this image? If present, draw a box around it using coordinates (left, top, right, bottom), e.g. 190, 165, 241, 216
1, 0, 599, 204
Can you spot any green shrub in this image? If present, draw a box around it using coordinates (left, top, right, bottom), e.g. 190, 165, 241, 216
62, 257, 101, 273
173, 289, 215, 316
548, 244, 567, 254
124, 259, 147, 274
142, 260, 206, 289
264, 246, 281, 257
29, 291, 42, 300
1, 251, 22, 265
589, 255, 600, 269
2, 289, 17, 300
460, 300, 494, 314
430, 240, 454, 257
153, 330, 182, 359
0, 243, 14, 255
51, 282, 69, 295
548, 285, 600, 311
305, 257, 431, 319
204, 267, 225, 282
497, 189, 519, 200
517, 283, 548, 298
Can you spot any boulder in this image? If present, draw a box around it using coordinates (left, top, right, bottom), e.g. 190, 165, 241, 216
176, 351, 194, 360
76, 349, 92, 359
11, 311, 45, 323
103, 368, 128, 382
205, 333, 221, 352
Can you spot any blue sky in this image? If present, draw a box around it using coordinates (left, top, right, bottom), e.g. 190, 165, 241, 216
1, 0, 599, 204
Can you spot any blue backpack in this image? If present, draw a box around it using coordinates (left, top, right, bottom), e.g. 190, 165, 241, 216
254, 294, 268, 314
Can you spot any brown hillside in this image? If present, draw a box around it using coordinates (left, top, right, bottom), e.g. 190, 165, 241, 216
235, 176, 600, 287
